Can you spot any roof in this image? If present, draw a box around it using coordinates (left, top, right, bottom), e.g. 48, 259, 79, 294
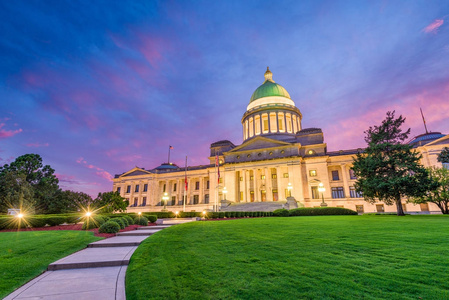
249, 67, 291, 103
408, 132, 445, 148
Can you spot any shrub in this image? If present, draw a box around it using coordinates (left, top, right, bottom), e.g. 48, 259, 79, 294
102, 216, 111, 222
273, 209, 290, 217
94, 216, 106, 226
134, 216, 149, 226
121, 217, 129, 227
123, 215, 133, 225
82, 219, 98, 230
28, 217, 47, 228
99, 221, 121, 233
147, 215, 157, 223
46, 216, 67, 226
288, 207, 358, 216
114, 218, 126, 229
218, 212, 225, 218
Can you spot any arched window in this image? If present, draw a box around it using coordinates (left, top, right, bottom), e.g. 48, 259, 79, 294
262, 113, 269, 133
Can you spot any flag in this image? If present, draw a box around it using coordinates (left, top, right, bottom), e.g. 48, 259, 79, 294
185, 176, 188, 191
215, 155, 220, 184
169, 145, 174, 149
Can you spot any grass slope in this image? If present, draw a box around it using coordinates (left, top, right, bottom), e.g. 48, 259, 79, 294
126, 215, 449, 299
0, 230, 102, 298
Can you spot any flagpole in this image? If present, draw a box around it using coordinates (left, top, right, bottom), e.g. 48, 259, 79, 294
420, 108, 429, 134
184, 156, 187, 212
168, 146, 171, 164
215, 159, 218, 212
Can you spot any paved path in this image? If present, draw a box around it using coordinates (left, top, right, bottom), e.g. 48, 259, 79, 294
5, 218, 195, 300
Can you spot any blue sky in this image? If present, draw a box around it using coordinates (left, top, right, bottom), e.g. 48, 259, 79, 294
1, 0, 448, 196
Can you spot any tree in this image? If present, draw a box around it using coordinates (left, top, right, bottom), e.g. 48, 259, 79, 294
438, 147, 449, 164
352, 111, 435, 216
0, 170, 35, 213
47, 190, 93, 214
94, 191, 128, 213
0, 154, 59, 213
410, 167, 449, 214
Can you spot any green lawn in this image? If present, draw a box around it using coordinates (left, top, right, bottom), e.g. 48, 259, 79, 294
126, 215, 449, 299
0, 231, 102, 298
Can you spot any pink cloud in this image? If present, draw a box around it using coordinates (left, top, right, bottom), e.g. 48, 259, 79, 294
26, 142, 49, 147
96, 171, 113, 181
78, 158, 113, 182
423, 19, 444, 34
0, 123, 23, 139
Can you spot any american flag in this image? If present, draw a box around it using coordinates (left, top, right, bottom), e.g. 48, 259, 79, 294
215, 155, 220, 184
169, 145, 174, 149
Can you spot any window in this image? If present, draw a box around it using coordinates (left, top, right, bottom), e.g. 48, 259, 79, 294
331, 187, 345, 198
240, 191, 243, 201
311, 186, 319, 199
286, 113, 292, 133
263, 117, 269, 133
355, 205, 364, 213
285, 188, 291, 198
219, 178, 223, 184
126, 185, 131, 193
173, 183, 177, 192
272, 174, 277, 179
142, 197, 147, 206
278, 113, 284, 131
261, 190, 266, 202
195, 181, 200, 190
349, 187, 363, 198
270, 113, 277, 132
420, 203, 429, 212
272, 189, 278, 201
376, 204, 384, 213
143, 184, 148, 192
255, 115, 261, 135
283, 173, 289, 178
261, 175, 266, 180
117, 187, 121, 193
163, 184, 166, 192
206, 180, 210, 189
135, 185, 139, 193
349, 169, 357, 180
292, 115, 297, 133
205, 194, 209, 204
133, 197, 138, 207
171, 196, 176, 206
249, 117, 254, 137
250, 191, 255, 202
309, 170, 317, 177
250, 176, 254, 181
332, 170, 340, 181
240, 177, 243, 181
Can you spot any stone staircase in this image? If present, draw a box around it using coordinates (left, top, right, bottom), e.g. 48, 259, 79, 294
220, 201, 288, 212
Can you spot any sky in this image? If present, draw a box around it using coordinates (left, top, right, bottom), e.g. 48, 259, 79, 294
1, 0, 449, 196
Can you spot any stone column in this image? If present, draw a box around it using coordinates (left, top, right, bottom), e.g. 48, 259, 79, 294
199, 177, 204, 204
244, 169, 250, 203
253, 168, 260, 202
265, 167, 273, 201
276, 167, 285, 200
340, 164, 350, 198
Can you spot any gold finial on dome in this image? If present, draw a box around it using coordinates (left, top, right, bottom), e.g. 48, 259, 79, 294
264, 66, 274, 83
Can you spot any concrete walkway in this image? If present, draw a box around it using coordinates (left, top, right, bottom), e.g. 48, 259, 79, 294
5, 218, 195, 300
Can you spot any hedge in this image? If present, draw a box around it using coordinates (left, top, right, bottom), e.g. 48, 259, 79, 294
99, 220, 121, 233
147, 215, 157, 223
134, 216, 149, 226
288, 207, 358, 216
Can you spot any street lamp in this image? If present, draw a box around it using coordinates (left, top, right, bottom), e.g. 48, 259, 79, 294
287, 182, 293, 198
318, 183, 327, 207
223, 187, 227, 201
162, 192, 169, 211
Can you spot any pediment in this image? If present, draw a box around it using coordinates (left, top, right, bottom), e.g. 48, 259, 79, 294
425, 134, 449, 146
120, 167, 152, 177
226, 136, 295, 153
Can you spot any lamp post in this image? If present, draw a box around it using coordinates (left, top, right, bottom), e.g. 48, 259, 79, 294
318, 183, 327, 207
287, 182, 293, 198
223, 187, 227, 201
162, 192, 169, 211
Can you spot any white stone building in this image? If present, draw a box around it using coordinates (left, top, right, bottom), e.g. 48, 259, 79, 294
113, 68, 449, 214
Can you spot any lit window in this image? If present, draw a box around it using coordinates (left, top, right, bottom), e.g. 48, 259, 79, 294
270, 113, 277, 132
311, 186, 319, 199
261, 175, 266, 180
283, 173, 289, 178
255, 115, 261, 135
250, 176, 254, 181
219, 178, 223, 184
309, 170, 317, 177
331, 187, 345, 198
286, 113, 292, 133
332, 170, 340, 181
249, 118, 254, 137
240, 177, 243, 181
278, 113, 284, 131
240, 191, 243, 201
272, 174, 277, 179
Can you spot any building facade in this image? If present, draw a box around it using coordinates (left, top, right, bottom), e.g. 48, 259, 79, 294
113, 68, 449, 214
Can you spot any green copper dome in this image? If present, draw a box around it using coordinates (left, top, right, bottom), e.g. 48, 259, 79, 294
250, 67, 291, 103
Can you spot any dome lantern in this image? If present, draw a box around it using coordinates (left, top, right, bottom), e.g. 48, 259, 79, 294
264, 67, 274, 83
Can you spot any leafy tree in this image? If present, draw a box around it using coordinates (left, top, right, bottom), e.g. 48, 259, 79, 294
438, 147, 449, 164
410, 167, 449, 214
94, 191, 128, 213
0, 170, 35, 213
352, 111, 435, 216
0, 154, 59, 213
47, 190, 93, 214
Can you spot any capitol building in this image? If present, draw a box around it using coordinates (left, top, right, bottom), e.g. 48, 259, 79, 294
113, 68, 449, 214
